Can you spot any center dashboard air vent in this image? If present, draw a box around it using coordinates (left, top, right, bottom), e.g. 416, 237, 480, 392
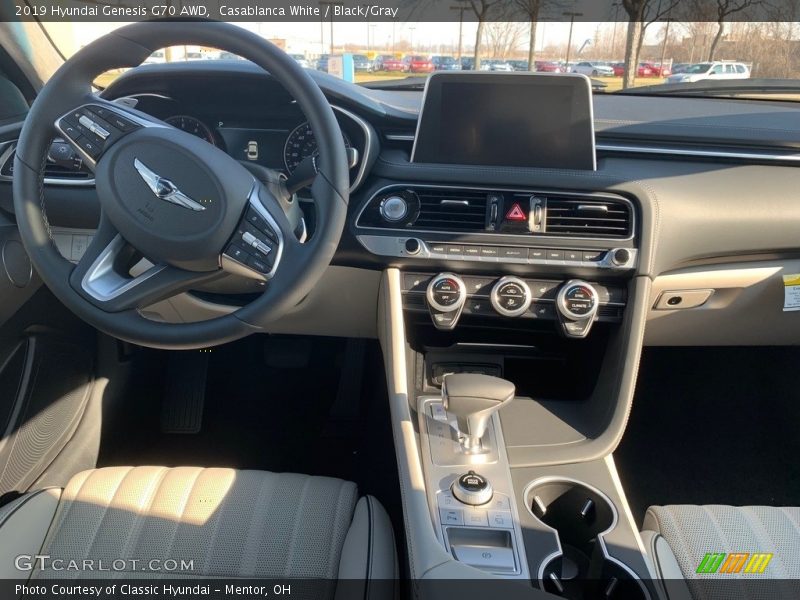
357, 186, 633, 240
357, 186, 489, 232
413, 188, 488, 231
543, 196, 632, 239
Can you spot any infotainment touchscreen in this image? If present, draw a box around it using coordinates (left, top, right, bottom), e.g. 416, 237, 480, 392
411, 72, 596, 170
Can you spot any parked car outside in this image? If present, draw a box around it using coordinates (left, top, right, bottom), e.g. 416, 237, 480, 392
143, 50, 166, 64
666, 61, 751, 83
611, 62, 656, 77
289, 53, 310, 69
316, 54, 330, 72
432, 56, 462, 71
405, 55, 435, 73
645, 62, 672, 77
460, 57, 475, 70
480, 59, 514, 72
507, 60, 529, 71
535, 60, 563, 73
373, 55, 406, 72
572, 61, 615, 76
352, 54, 373, 72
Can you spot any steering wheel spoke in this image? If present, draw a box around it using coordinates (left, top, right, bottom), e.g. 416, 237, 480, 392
55, 97, 167, 170
221, 184, 289, 282
69, 214, 222, 312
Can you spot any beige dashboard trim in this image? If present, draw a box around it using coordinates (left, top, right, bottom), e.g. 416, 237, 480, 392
646, 260, 800, 345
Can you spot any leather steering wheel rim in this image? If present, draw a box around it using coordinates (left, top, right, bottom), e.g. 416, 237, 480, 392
13, 21, 349, 349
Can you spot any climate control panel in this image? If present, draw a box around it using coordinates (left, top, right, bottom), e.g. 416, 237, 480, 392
403, 272, 625, 336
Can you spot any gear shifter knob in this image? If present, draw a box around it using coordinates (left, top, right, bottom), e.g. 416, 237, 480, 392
441, 373, 516, 451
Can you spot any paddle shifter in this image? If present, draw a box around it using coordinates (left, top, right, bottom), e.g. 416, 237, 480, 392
441, 373, 516, 452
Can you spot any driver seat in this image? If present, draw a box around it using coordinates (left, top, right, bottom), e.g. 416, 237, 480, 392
0, 467, 397, 592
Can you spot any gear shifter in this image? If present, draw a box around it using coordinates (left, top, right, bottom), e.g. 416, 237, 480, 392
441, 373, 516, 452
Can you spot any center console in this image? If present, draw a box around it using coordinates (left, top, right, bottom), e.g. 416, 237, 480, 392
371, 179, 658, 597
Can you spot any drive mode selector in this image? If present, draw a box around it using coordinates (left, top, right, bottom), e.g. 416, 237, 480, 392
452, 471, 494, 506
426, 273, 466, 330
490, 276, 532, 317
556, 280, 600, 338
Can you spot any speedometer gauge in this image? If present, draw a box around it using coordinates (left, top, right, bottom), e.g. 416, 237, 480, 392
283, 121, 351, 173
164, 115, 216, 145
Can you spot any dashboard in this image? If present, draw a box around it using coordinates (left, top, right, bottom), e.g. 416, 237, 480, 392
4, 60, 800, 345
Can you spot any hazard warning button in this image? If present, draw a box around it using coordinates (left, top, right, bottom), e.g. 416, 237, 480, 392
505, 203, 526, 221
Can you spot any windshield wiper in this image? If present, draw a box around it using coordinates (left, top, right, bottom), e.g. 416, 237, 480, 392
616, 78, 800, 98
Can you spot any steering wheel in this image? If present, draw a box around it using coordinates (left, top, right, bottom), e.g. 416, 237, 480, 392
12, 22, 349, 349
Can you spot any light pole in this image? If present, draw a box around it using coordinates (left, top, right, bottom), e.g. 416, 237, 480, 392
563, 11, 583, 68
369, 24, 378, 52
450, 3, 468, 60
409, 26, 416, 51
318, 1, 342, 55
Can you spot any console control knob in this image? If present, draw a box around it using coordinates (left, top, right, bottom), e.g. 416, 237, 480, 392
426, 273, 466, 330
490, 276, 532, 317
452, 471, 494, 506
556, 280, 599, 338
379, 195, 409, 222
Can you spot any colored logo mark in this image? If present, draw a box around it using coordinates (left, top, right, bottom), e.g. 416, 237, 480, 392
696, 552, 773, 574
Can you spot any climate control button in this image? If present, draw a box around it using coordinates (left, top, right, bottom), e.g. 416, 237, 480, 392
490, 276, 532, 317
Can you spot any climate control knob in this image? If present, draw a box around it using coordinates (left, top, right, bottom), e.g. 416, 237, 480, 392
426, 273, 467, 330
556, 280, 599, 338
490, 276, 532, 317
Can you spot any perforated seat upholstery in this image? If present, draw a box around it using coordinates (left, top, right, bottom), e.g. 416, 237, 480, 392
0, 467, 397, 595
642, 504, 800, 599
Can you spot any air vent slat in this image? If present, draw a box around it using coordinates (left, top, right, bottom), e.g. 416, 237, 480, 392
413, 188, 488, 231
544, 197, 632, 239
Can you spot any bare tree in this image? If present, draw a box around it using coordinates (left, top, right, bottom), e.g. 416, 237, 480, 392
512, 0, 565, 70
465, 0, 501, 70
484, 22, 528, 58
706, 0, 761, 60
621, 0, 680, 88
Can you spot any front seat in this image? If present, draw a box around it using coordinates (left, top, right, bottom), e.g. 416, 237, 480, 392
641, 504, 800, 599
0, 467, 397, 593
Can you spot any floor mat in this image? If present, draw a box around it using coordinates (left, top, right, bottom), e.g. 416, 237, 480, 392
615, 347, 800, 527
98, 335, 399, 498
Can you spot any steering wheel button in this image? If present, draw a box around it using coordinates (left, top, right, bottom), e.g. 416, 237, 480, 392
225, 244, 249, 263
246, 255, 271, 274
74, 136, 102, 159
245, 208, 270, 233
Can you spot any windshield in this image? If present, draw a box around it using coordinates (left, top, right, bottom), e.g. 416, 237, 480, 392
35, 15, 800, 97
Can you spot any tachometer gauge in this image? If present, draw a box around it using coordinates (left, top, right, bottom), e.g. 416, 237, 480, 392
164, 115, 216, 145
283, 121, 351, 173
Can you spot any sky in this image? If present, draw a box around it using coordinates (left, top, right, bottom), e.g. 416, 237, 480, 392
46, 20, 652, 57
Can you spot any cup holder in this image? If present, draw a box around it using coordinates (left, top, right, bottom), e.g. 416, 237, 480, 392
525, 479, 648, 600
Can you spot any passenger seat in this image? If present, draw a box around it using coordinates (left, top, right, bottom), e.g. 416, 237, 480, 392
641, 504, 800, 599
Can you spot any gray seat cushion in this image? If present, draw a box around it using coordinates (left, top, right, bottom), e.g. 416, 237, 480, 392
643, 504, 800, 599
0, 467, 397, 596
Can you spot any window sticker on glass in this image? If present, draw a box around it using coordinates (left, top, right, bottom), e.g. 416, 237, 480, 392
782, 274, 800, 311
